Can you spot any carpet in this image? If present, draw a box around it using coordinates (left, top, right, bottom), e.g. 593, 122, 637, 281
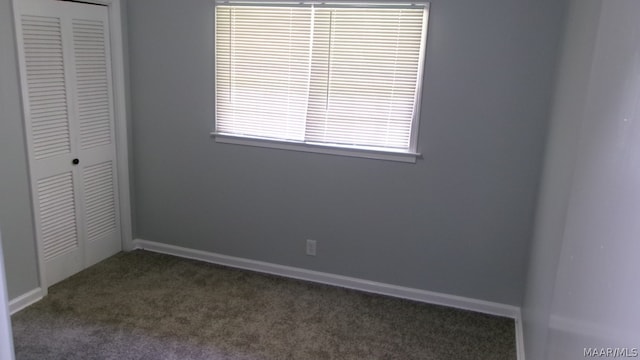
12, 250, 516, 359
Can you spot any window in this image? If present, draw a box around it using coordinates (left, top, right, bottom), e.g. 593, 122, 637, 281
213, 1, 429, 162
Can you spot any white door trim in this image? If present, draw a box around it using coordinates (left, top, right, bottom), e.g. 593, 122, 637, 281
96, 0, 134, 253
0, 232, 16, 360
11, 0, 132, 294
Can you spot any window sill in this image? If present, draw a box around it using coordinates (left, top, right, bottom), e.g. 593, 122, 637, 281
210, 132, 420, 163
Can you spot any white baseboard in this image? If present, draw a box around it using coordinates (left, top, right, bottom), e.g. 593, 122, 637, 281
515, 309, 526, 360
9, 287, 43, 314
132, 239, 521, 319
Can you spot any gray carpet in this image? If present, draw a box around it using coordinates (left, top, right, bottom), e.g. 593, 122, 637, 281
12, 251, 516, 359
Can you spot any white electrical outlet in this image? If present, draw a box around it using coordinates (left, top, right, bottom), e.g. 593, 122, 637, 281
306, 239, 317, 256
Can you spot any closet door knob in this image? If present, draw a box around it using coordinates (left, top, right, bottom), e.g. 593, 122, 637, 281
72, 158, 79, 165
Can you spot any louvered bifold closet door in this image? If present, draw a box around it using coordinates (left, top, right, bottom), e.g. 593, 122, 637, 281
68, 2, 121, 268
15, 0, 121, 287
15, 0, 84, 287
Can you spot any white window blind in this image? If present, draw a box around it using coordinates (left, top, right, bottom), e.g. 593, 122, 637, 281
215, 1, 428, 154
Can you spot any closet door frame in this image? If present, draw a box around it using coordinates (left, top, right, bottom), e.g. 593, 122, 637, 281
12, 0, 132, 295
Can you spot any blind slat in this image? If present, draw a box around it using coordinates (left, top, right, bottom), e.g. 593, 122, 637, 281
215, 3, 427, 151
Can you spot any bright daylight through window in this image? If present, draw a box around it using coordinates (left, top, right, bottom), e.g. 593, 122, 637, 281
213, 1, 429, 161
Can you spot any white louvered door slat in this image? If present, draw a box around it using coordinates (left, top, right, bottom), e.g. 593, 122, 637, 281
15, 0, 121, 287
21, 15, 71, 160
38, 173, 78, 260
82, 162, 117, 243
73, 17, 113, 150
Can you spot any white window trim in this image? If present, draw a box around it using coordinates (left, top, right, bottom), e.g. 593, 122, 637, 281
212, 0, 430, 163
211, 132, 421, 162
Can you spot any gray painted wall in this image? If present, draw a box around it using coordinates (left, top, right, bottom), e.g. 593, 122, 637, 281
0, 0, 41, 299
523, 0, 640, 358
128, 0, 567, 305
522, 0, 601, 357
